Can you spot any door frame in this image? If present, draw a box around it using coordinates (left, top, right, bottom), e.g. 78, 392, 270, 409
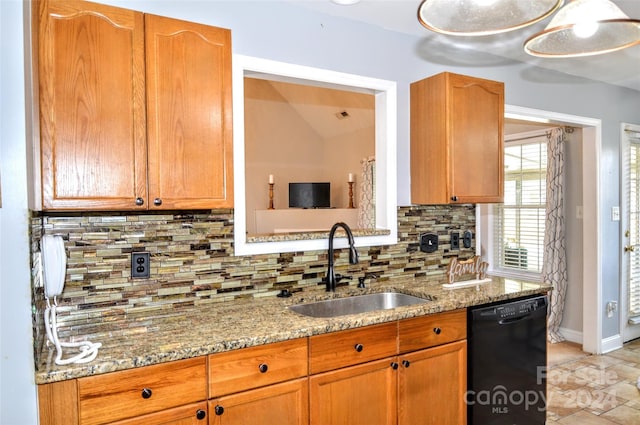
502, 105, 603, 353
619, 122, 640, 342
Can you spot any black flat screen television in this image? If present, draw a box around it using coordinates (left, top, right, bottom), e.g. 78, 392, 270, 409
289, 182, 330, 208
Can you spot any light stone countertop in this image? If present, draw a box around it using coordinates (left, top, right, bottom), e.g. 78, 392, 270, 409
35, 275, 551, 384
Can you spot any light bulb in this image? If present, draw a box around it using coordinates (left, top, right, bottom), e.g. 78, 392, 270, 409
474, 0, 498, 6
573, 20, 599, 38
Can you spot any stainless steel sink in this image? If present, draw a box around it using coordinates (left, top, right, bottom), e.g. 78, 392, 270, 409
289, 292, 431, 318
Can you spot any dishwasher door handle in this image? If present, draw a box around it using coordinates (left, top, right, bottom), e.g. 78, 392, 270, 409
498, 315, 531, 325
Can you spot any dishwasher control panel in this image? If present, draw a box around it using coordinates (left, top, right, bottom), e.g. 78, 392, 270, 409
476, 295, 548, 320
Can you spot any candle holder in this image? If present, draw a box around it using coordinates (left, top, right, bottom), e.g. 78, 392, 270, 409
268, 183, 275, 209
348, 181, 355, 209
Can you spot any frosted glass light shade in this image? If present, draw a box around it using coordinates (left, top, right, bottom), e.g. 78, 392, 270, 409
524, 0, 640, 57
417, 0, 564, 36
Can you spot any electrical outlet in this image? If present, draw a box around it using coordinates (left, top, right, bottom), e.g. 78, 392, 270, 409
420, 233, 438, 253
131, 252, 150, 278
463, 231, 473, 249
451, 232, 460, 250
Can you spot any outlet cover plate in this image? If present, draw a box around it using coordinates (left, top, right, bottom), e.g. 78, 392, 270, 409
451, 232, 460, 250
420, 233, 438, 253
132, 252, 150, 278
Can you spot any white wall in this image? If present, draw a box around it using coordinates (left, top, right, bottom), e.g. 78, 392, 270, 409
1, 1, 39, 423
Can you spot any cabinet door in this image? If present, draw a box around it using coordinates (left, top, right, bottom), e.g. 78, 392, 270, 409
398, 340, 467, 425
410, 72, 503, 204
109, 401, 208, 425
209, 378, 308, 425
309, 357, 397, 425
448, 73, 504, 204
145, 14, 233, 209
37, 0, 147, 210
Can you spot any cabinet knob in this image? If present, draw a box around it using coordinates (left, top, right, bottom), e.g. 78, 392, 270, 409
214, 405, 224, 416
433, 327, 442, 335
402, 360, 411, 368
153, 198, 162, 206
354, 343, 364, 352
451, 196, 458, 202
390, 362, 399, 370
135, 197, 144, 206
259, 363, 269, 373
141, 388, 152, 399
196, 409, 206, 420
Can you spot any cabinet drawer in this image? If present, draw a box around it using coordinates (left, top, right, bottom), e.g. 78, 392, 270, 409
109, 401, 208, 425
78, 357, 207, 425
309, 322, 397, 374
398, 309, 466, 353
209, 338, 308, 397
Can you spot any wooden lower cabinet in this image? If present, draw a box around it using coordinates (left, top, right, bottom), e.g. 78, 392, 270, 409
209, 378, 308, 425
37, 312, 469, 425
398, 340, 467, 425
309, 357, 398, 425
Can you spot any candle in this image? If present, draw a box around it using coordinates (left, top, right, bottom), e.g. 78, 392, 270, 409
269, 174, 274, 184
348, 173, 354, 182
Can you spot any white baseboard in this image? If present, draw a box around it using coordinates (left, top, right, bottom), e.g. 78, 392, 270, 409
601, 334, 623, 354
559, 328, 624, 354
559, 327, 583, 344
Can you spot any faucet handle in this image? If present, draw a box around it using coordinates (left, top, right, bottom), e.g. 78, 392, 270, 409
357, 277, 366, 288
334, 274, 352, 283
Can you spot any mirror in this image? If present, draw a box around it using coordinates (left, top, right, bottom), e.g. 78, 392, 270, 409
233, 55, 397, 255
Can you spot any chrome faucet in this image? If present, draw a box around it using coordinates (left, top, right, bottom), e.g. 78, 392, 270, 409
325, 222, 359, 292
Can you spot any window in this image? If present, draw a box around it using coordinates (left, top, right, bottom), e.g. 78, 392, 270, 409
492, 135, 547, 277
626, 130, 640, 320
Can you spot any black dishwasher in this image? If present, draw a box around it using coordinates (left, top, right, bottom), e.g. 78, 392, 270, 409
467, 294, 548, 425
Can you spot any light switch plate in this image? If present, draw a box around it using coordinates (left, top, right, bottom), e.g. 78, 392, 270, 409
612, 206, 620, 221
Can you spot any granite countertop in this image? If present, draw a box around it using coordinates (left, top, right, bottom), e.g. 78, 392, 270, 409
35, 275, 551, 384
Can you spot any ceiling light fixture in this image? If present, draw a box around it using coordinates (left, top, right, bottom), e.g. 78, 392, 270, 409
417, 0, 564, 36
524, 0, 640, 57
331, 0, 361, 5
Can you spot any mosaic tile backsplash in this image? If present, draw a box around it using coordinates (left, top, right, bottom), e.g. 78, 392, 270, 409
30, 205, 475, 349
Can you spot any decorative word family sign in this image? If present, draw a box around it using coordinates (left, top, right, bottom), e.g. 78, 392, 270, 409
446, 256, 489, 285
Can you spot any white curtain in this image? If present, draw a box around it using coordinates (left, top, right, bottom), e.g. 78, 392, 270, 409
544, 127, 568, 343
358, 156, 375, 229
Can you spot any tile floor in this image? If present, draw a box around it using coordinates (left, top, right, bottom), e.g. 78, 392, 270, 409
546, 339, 640, 424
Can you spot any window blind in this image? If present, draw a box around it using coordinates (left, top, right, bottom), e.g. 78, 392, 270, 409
493, 137, 547, 274
627, 131, 640, 319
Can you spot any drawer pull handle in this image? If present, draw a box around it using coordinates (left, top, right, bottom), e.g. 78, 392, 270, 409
402, 360, 411, 368
135, 197, 144, 206
259, 363, 269, 373
196, 409, 206, 420
354, 343, 364, 352
390, 362, 399, 370
433, 327, 442, 335
215, 405, 224, 416
141, 388, 152, 399
153, 198, 162, 206
451, 196, 459, 202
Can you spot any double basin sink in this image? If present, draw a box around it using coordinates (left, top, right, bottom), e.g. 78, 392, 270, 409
289, 292, 432, 318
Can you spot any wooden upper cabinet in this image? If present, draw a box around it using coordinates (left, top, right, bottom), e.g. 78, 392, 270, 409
410, 72, 504, 204
36, 0, 147, 210
34, 1, 233, 210
145, 14, 233, 210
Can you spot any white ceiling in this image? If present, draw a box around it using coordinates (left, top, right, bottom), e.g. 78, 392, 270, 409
288, 0, 640, 92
